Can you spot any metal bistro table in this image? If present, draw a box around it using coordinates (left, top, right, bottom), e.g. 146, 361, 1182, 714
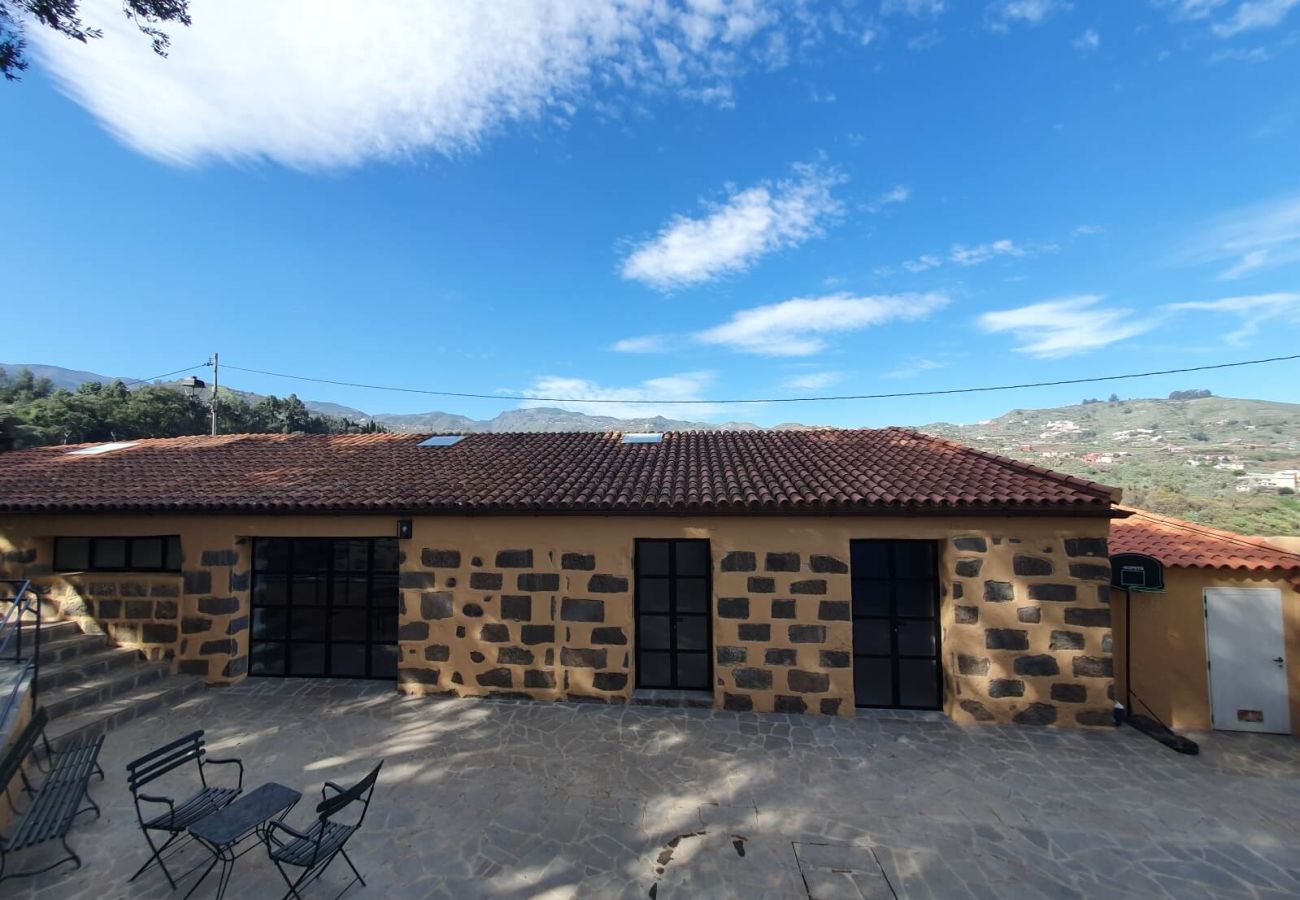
185, 782, 301, 900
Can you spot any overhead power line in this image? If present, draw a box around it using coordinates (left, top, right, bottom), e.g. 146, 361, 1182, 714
219, 353, 1300, 406
120, 363, 210, 388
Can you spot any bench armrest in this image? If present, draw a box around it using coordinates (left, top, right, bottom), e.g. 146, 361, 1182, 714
136, 793, 176, 827
321, 781, 345, 799
204, 757, 244, 791
265, 818, 310, 845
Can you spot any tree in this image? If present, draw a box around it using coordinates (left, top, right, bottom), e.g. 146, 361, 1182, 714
1, 0, 190, 81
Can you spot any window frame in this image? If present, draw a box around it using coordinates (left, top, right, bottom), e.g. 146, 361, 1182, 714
52, 535, 183, 573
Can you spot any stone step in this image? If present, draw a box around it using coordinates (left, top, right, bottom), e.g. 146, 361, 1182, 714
33, 630, 109, 664
0, 597, 62, 621
3, 619, 82, 647
46, 676, 208, 747
42, 659, 172, 720
35, 646, 145, 691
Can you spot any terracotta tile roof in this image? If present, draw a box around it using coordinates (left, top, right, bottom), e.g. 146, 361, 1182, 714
1111, 508, 1300, 587
0, 429, 1120, 516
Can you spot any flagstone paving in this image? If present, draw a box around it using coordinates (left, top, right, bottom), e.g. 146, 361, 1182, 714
7, 679, 1300, 899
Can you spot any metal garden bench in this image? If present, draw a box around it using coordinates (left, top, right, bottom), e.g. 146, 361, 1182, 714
126, 729, 244, 888
263, 761, 383, 899
0, 706, 105, 882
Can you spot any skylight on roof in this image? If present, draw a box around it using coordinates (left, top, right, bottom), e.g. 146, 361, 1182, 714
66, 441, 140, 456
418, 435, 465, 448
621, 433, 663, 444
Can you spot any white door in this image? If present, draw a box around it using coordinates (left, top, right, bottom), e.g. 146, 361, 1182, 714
1204, 588, 1291, 734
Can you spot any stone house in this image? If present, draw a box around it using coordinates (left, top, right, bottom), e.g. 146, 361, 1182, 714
0, 429, 1123, 727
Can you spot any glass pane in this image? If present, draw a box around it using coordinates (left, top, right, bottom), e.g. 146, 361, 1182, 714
676, 578, 708, 614
331, 608, 366, 640
638, 541, 669, 576
250, 642, 286, 676
896, 581, 936, 618
638, 578, 670, 613
254, 576, 288, 607
130, 538, 164, 569
370, 644, 398, 679
676, 653, 708, 689
371, 539, 399, 573
254, 540, 289, 572
252, 607, 286, 640
851, 581, 890, 617
55, 538, 90, 571
330, 643, 367, 677
897, 620, 936, 657
894, 542, 934, 579
334, 540, 369, 572
94, 538, 127, 569
165, 536, 182, 570
676, 616, 708, 651
293, 539, 331, 572
370, 610, 398, 643
639, 652, 671, 688
898, 658, 939, 708
854, 657, 893, 707
852, 620, 891, 656
334, 576, 367, 607
674, 542, 710, 577
638, 615, 671, 650
369, 574, 399, 608
289, 643, 326, 676
850, 541, 890, 579
290, 576, 327, 607
291, 608, 327, 641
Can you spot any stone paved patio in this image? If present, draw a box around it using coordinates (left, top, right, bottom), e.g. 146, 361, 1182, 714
6, 680, 1300, 899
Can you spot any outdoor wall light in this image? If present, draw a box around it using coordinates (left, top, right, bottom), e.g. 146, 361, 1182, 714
396, 519, 413, 540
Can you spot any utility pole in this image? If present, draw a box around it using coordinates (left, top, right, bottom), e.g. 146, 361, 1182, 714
210, 352, 220, 436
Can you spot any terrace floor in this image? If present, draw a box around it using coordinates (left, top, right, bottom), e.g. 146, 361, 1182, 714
7, 679, 1300, 899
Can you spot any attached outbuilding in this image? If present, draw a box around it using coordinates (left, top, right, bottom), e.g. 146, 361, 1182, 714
0, 429, 1125, 726
1111, 509, 1300, 736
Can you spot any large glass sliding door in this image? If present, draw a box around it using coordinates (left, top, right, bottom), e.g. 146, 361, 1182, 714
634, 539, 712, 690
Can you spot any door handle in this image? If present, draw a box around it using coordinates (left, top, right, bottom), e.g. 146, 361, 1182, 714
1274, 657, 1285, 667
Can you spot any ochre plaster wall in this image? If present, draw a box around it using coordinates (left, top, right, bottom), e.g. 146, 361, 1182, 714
1, 513, 1116, 726
1114, 567, 1300, 736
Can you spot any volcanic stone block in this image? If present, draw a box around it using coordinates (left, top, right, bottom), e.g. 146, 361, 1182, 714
182, 616, 212, 634
226, 615, 248, 635
476, 668, 513, 688
1030, 583, 1078, 602
717, 597, 749, 619
788, 625, 826, 643
791, 580, 827, 595
399, 621, 430, 641
399, 572, 436, 590
501, 595, 532, 621
819, 650, 850, 668
1065, 538, 1108, 558
422, 592, 454, 620
422, 549, 461, 568
223, 657, 247, 678
1052, 683, 1087, 703
124, 600, 152, 619
425, 644, 451, 662
480, 624, 510, 642
561, 597, 604, 622
747, 577, 775, 593
723, 693, 753, 712
988, 679, 1025, 698
765, 648, 797, 666
498, 646, 534, 665
561, 553, 595, 570
522, 625, 555, 644
470, 572, 503, 591
717, 646, 747, 666
1069, 563, 1110, 582
959, 699, 994, 721
955, 606, 979, 624
958, 654, 990, 675
983, 581, 1014, 602
198, 596, 240, 615
1014, 654, 1061, 676
775, 696, 807, 714
96, 598, 121, 619
721, 551, 757, 572
1013, 555, 1053, 576
952, 583, 964, 599
1073, 656, 1113, 678
150, 583, 179, 598
818, 600, 850, 621
985, 629, 1029, 651
733, 668, 773, 689
771, 599, 796, 619
1017, 607, 1041, 624
183, 571, 212, 594
593, 672, 628, 692
462, 603, 484, 618
524, 670, 556, 689
955, 559, 983, 578
588, 574, 628, 593
1102, 633, 1114, 653
399, 667, 441, 687
1014, 703, 1058, 726
178, 659, 210, 676
201, 550, 238, 567
953, 537, 988, 552
120, 583, 146, 597
820, 698, 843, 715
229, 571, 249, 592
738, 623, 770, 642
518, 573, 559, 592
141, 623, 177, 643
200, 638, 235, 656
592, 627, 628, 645
470, 651, 485, 663
495, 550, 533, 568
561, 647, 606, 668
1065, 608, 1111, 628
765, 552, 800, 572
154, 600, 178, 620
788, 670, 829, 693
1049, 630, 1085, 651
810, 555, 848, 574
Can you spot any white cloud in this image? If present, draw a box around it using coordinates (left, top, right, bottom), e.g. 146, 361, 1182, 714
1212, 0, 1299, 36
902, 254, 943, 273
1073, 28, 1101, 51
949, 239, 1033, 265
695, 292, 949, 356
516, 371, 726, 419
1209, 46, 1273, 61
1158, 0, 1230, 20
882, 0, 948, 17
28, 0, 822, 169
986, 0, 1071, 31
1180, 193, 1300, 279
1165, 291, 1300, 342
620, 163, 843, 290
611, 334, 671, 353
1072, 224, 1105, 236
783, 371, 843, 390
979, 296, 1156, 357
872, 184, 911, 209
885, 357, 948, 379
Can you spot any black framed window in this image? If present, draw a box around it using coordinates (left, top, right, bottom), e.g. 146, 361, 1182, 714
635, 538, 712, 690
53, 536, 182, 572
850, 539, 942, 710
250, 537, 399, 680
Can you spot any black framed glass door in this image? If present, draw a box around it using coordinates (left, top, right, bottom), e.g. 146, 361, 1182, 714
850, 539, 941, 709
634, 539, 712, 690
250, 538, 399, 679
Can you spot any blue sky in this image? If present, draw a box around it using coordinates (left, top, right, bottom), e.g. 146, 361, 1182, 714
4, 0, 1299, 427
